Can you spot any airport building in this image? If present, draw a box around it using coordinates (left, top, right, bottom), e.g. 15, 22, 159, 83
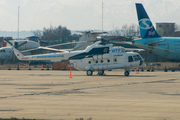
156, 23, 175, 37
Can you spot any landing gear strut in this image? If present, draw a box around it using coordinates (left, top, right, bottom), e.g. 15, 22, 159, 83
124, 70, 130, 76
98, 70, 104, 75
86, 70, 93, 76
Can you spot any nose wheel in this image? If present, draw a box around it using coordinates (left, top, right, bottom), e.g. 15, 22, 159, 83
124, 70, 130, 76
86, 70, 93, 76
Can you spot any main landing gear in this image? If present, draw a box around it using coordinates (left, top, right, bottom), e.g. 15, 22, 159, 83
86, 70, 130, 76
98, 70, 104, 75
86, 70, 105, 76
86, 70, 93, 76
124, 70, 130, 76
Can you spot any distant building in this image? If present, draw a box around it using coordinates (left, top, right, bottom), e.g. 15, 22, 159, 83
156, 23, 175, 37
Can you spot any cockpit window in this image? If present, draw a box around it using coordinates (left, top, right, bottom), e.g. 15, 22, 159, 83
133, 55, 138, 61
128, 56, 133, 62
137, 55, 142, 60
133, 55, 141, 61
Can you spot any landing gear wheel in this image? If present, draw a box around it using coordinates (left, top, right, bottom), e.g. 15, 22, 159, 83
124, 71, 130, 76
86, 70, 93, 76
98, 70, 104, 75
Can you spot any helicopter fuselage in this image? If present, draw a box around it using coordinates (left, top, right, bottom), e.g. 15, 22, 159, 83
69, 44, 145, 76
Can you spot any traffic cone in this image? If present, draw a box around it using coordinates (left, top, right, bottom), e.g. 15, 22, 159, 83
132, 68, 135, 71
70, 68, 72, 78
136, 68, 138, 74
41, 64, 44, 70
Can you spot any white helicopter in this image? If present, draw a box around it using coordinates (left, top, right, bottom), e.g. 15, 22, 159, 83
69, 42, 146, 76
12, 41, 102, 63
13, 40, 145, 76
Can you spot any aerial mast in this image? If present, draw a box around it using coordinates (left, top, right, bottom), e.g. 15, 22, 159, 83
18, 6, 20, 39
102, 2, 103, 31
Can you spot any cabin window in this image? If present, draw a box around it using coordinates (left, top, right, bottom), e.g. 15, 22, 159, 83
107, 59, 110, 62
95, 60, 98, 63
88, 61, 91, 64
128, 56, 133, 62
114, 58, 117, 62
100, 60, 103, 63
0, 50, 5, 52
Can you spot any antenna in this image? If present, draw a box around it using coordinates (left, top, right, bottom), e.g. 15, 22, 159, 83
102, 2, 103, 31
18, 6, 20, 39
113, 22, 114, 30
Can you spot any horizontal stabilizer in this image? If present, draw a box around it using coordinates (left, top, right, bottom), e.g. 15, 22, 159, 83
146, 39, 166, 46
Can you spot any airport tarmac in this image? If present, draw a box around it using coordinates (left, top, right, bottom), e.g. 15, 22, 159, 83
0, 70, 180, 120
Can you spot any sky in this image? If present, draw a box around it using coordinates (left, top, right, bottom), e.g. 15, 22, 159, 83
0, 0, 180, 31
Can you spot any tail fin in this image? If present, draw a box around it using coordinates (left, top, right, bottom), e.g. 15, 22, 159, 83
74, 31, 107, 50
84, 41, 101, 53
12, 47, 26, 60
136, 3, 161, 38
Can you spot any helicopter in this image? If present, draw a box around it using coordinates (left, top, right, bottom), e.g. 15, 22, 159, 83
69, 42, 146, 76
12, 40, 145, 76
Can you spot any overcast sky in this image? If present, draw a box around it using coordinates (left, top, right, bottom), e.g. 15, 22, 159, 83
0, 0, 180, 31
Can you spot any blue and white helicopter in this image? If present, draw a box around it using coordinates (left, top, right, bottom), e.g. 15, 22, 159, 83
133, 3, 180, 60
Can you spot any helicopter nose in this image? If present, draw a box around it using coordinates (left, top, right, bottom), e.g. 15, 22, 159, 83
132, 40, 135, 45
139, 60, 143, 66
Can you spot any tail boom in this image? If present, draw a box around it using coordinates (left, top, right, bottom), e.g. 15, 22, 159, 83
12, 47, 30, 60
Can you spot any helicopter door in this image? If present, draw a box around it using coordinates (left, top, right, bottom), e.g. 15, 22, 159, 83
126, 56, 134, 67
100, 59, 107, 70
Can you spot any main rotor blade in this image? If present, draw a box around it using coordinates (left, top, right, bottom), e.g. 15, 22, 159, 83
16, 41, 27, 48
72, 42, 93, 51
4, 39, 13, 46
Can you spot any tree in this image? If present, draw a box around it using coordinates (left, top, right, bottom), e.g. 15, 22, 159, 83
33, 25, 71, 44
175, 24, 180, 31
109, 24, 139, 37
32, 30, 43, 38
121, 24, 139, 36
109, 27, 122, 36
121, 24, 128, 36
